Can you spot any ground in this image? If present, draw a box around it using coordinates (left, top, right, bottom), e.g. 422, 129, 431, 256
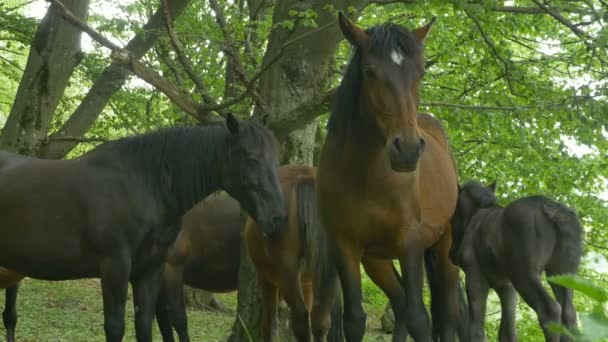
7, 277, 393, 341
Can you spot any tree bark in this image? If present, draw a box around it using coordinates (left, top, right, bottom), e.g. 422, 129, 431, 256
38, 0, 192, 159
0, 0, 90, 155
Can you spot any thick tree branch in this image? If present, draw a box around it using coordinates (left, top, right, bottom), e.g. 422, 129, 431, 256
270, 88, 337, 138
41, 0, 193, 159
45, 136, 109, 144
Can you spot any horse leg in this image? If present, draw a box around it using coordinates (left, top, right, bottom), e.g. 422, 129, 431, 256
362, 258, 408, 342
258, 275, 279, 342
100, 253, 131, 342
511, 274, 561, 342
547, 272, 576, 342
163, 263, 190, 342
496, 284, 518, 342
399, 243, 431, 342
334, 242, 366, 342
279, 271, 311, 342
131, 267, 163, 342
3, 283, 19, 342
465, 269, 489, 342
311, 272, 339, 342
426, 231, 462, 342
155, 281, 175, 342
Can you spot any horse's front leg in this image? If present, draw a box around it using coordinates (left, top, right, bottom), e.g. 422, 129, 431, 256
3, 283, 19, 342
334, 240, 365, 342
465, 270, 489, 342
497, 284, 518, 342
362, 258, 408, 342
426, 228, 464, 342
131, 266, 163, 342
311, 270, 339, 342
279, 270, 312, 342
100, 252, 131, 342
155, 279, 175, 342
399, 242, 432, 342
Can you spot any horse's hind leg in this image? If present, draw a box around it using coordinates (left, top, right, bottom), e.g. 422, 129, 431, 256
279, 271, 312, 342
547, 273, 576, 342
362, 258, 408, 342
3, 283, 19, 342
511, 274, 561, 342
100, 253, 131, 342
132, 266, 163, 342
163, 263, 190, 342
427, 230, 463, 341
399, 242, 432, 342
464, 269, 489, 341
496, 284, 518, 342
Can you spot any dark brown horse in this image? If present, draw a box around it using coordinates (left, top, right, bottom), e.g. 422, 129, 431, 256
157, 194, 243, 342
0, 114, 287, 342
316, 13, 462, 342
0, 268, 22, 342
246, 164, 337, 342
450, 181, 582, 342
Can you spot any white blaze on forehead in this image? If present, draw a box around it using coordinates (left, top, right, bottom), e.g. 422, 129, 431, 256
390, 50, 404, 65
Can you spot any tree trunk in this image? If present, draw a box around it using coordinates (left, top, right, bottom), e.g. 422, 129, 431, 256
228, 1, 368, 341
0, 0, 90, 155
183, 286, 230, 313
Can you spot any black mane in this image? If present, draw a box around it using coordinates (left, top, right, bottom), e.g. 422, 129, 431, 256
327, 22, 422, 134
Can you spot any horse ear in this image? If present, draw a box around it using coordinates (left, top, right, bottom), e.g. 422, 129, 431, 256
338, 11, 368, 47
488, 180, 497, 193
226, 112, 240, 136
412, 16, 436, 43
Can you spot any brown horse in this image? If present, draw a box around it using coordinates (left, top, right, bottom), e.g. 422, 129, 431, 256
0, 114, 287, 342
0, 268, 22, 342
316, 13, 462, 342
246, 165, 337, 342
157, 194, 243, 342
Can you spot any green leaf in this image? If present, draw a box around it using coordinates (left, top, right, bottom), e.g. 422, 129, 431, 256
548, 275, 608, 303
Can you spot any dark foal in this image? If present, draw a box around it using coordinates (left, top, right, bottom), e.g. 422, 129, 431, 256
0, 268, 22, 342
157, 194, 243, 342
0, 114, 287, 342
450, 181, 583, 342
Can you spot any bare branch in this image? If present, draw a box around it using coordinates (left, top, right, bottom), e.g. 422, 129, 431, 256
530, 0, 588, 39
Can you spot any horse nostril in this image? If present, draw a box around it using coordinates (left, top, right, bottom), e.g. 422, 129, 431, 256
393, 138, 402, 153
418, 137, 426, 151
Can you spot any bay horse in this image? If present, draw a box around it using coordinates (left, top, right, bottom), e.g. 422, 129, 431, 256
0, 268, 22, 342
316, 13, 462, 342
450, 181, 582, 342
157, 194, 243, 342
246, 164, 337, 342
0, 114, 287, 342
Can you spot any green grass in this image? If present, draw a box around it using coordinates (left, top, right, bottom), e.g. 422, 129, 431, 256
7, 277, 392, 341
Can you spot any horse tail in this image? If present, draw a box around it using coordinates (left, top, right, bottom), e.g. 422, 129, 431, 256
296, 178, 334, 285
543, 201, 584, 274
424, 249, 469, 342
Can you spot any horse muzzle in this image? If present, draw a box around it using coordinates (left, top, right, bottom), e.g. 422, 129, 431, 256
387, 136, 425, 172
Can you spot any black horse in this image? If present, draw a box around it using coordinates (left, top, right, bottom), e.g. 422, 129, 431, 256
0, 114, 287, 342
450, 180, 583, 342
